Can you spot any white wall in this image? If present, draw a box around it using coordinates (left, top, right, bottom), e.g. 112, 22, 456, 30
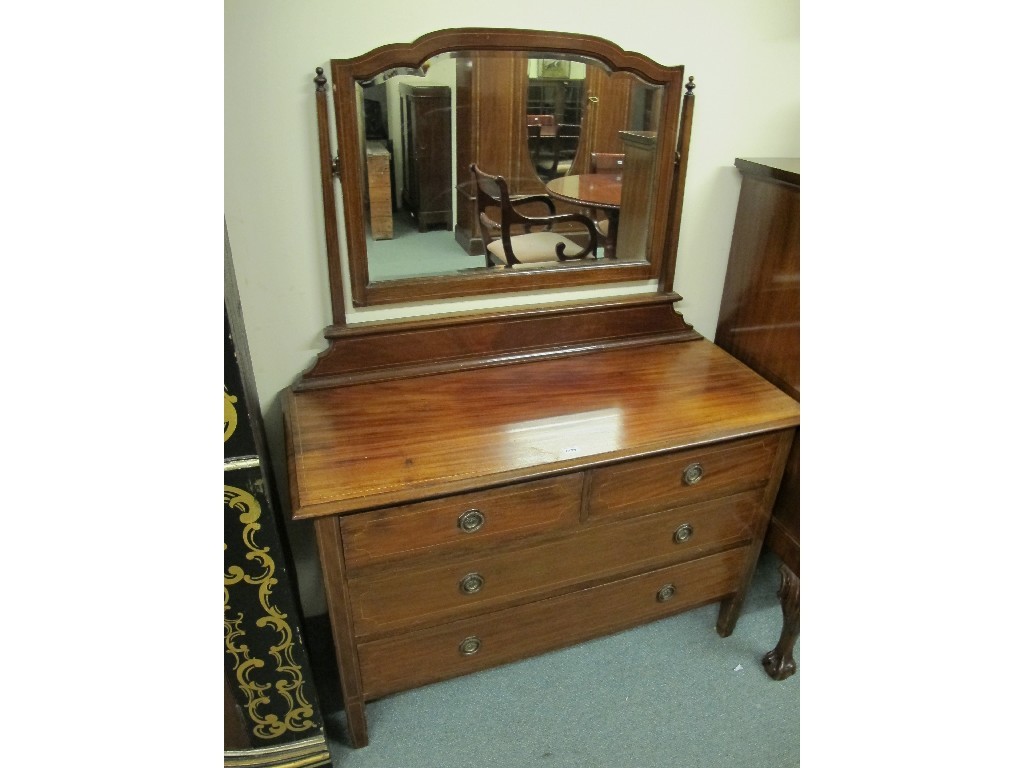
225, 0, 799, 613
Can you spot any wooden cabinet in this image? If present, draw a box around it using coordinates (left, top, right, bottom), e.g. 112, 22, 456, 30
616, 130, 659, 262
715, 157, 800, 680
399, 84, 452, 232
284, 332, 799, 748
716, 158, 799, 401
364, 140, 393, 240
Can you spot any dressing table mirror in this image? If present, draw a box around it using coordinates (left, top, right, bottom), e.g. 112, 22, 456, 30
294, 28, 799, 751
315, 28, 691, 310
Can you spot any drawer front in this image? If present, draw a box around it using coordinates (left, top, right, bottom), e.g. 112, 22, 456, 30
357, 547, 747, 699
587, 433, 781, 520
348, 491, 760, 637
340, 474, 584, 570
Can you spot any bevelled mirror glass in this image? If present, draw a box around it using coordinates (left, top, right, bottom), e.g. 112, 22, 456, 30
326, 29, 687, 307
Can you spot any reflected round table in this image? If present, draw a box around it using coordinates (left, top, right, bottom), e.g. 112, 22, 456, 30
546, 173, 622, 258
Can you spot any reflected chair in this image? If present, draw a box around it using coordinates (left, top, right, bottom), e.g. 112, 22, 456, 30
553, 124, 581, 176
590, 152, 625, 174
526, 114, 556, 135
529, 121, 581, 180
527, 123, 542, 167
470, 163, 599, 268
526, 115, 557, 176
589, 152, 625, 243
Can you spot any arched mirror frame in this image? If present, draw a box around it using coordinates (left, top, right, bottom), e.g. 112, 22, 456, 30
317, 28, 694, 313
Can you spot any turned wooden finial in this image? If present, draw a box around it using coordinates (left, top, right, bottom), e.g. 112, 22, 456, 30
685, 76, 695, 96
314, 66, 327, 92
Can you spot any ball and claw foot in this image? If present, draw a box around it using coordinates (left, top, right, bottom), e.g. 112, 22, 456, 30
762, 645, 797, 681
762, 563, 799, 681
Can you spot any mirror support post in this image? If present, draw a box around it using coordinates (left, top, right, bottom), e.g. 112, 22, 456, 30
314, 67, 347, 326
661, 76, 696, 296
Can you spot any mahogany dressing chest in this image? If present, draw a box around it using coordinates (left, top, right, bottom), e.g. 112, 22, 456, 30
293, 30, 800, 748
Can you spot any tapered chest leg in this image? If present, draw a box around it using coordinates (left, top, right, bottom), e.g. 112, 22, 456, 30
314, 517, 370, 747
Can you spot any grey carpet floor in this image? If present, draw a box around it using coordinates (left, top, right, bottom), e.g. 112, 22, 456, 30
307, 551, 799, 768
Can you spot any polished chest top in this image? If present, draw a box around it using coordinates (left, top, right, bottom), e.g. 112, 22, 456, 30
285, 340, 800, 518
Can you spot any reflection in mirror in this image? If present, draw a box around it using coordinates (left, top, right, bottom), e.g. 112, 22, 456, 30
359, 53, 472, 282
327, 29, 689, 307
357, 51, 666, 284
525, 58, 585, 181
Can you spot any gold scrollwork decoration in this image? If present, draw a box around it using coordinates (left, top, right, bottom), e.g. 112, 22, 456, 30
224, 484, 315, 739
224, 387, 239, 442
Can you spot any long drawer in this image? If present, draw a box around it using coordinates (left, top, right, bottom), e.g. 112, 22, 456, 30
587, 433, 781, 520
340, 473, 584, 571
357, 547, 748, 699
347, 491, 760, 637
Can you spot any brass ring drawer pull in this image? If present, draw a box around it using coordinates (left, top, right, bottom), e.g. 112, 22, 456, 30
681, 462, 704, 486
459, 636, 482, 656
673, 523, 694, 543
459, 572, 485, 595
457, 508, 485, 533
656, 584, 677, 602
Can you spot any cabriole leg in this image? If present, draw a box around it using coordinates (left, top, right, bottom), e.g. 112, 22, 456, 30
762, 563, 800, 681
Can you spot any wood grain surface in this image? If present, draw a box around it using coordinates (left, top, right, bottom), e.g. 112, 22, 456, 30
347, 490, 761, 638
286, 340, 800, 518
356, 547, 748, 699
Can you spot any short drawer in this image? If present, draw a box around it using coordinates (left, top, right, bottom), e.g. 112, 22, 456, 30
587, 433, 781, 520
347, 491, 760, 637
340, 474, 584, 570
357, 547, 747, 699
